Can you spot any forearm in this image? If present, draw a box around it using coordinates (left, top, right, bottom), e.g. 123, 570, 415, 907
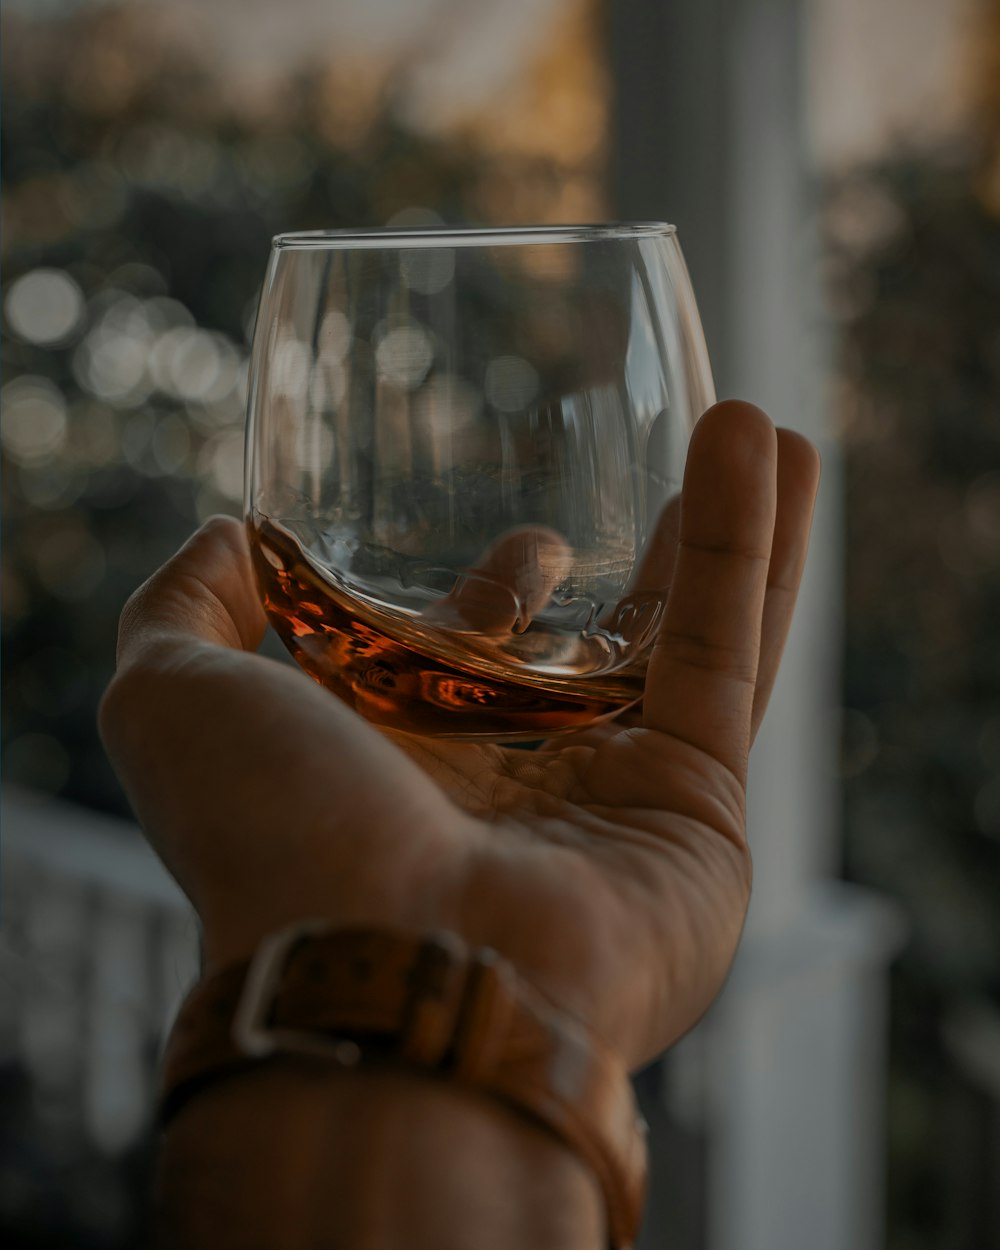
155, 1061, 605, 1250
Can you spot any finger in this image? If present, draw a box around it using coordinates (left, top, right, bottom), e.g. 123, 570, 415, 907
116, 516, 267, 672
642, 401, 777, 779
750, 429, 821, 738
602, 494, 681, 645
561, 432, 818, 753
422, 526, 573, 635
567, 429, 817, 750
631, 495, 682, 596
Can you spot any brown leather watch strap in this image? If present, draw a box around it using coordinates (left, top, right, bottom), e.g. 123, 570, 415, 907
160, 923, 648, 1249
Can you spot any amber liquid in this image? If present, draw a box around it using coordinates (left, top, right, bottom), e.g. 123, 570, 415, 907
249, 519, 645, 740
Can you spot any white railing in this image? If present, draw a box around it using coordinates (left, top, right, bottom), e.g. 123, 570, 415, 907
1, 786, 199, 1152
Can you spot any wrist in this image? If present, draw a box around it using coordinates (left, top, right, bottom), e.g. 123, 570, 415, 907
157, 1060, 605, 1250
159, 923, 648, 1246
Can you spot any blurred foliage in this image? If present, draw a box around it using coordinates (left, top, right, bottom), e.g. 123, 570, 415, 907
830, 84, 1000, 1244
833, 153, 1000, 992
0, 1, 605, 819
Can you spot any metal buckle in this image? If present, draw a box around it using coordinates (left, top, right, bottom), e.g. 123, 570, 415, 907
231, 918, 361, 1066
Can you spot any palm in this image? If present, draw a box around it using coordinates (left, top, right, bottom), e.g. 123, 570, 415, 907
380, 728, 750, 1066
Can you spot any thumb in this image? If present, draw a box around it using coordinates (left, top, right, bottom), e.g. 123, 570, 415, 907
116, 516, 268, 672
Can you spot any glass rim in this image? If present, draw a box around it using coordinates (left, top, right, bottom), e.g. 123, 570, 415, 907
272, 222, 677, 250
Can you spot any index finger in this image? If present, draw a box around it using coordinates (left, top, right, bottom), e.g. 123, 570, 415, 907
642, 401, 777, 781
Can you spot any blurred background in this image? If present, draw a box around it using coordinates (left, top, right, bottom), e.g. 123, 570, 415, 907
2, 0, 999, 1247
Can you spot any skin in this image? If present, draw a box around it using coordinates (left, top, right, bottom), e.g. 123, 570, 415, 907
99, 400, 821, 1249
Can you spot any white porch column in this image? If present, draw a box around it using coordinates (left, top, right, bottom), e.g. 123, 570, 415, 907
610, 3, 903, 1248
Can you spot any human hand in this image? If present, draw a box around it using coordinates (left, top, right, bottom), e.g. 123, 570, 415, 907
100, 400, 819, 1071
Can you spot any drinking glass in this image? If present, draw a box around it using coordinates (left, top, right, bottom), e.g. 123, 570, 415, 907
244, 224, 715, 740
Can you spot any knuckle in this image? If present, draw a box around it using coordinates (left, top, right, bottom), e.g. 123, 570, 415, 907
199, 513, 242, 540
681, 536, 772, 564
655, 629, 757, 686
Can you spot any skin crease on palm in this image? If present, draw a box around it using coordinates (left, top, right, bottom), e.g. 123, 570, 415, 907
99, 400, 820, 1075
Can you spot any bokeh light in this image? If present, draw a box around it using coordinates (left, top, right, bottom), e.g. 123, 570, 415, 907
201, 429, 245, 501
400, 246, 455, 294
1, 377, 69, 464
4, 269, 85, 346
374, 323, 435, 389
484, 354, 539, 412
319, 310, 353, 362
270, 338, 312, 400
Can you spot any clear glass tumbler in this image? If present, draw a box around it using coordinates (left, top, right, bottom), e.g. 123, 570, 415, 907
245, 223, 714, 740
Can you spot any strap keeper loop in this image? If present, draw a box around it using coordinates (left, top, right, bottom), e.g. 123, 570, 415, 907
398, 930, 466, 1066
453, 947, 515, 1083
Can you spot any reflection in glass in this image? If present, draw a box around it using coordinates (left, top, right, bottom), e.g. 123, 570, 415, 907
245, 224, 715, 740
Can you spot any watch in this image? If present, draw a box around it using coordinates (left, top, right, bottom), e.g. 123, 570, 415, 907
159, 921, 648, 1249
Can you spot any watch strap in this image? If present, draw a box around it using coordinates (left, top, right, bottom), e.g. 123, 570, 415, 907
159, 923, 647, 1249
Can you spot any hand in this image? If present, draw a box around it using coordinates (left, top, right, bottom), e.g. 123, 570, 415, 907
100, 400, 819, 1070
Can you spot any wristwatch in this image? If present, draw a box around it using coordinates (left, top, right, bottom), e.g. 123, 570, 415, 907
159, 921, 648, 1249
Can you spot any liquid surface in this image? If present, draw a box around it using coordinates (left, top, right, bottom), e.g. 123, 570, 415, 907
249, 518, 646, 740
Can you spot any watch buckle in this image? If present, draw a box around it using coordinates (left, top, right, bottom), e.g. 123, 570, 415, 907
231, 918, 361, 1066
